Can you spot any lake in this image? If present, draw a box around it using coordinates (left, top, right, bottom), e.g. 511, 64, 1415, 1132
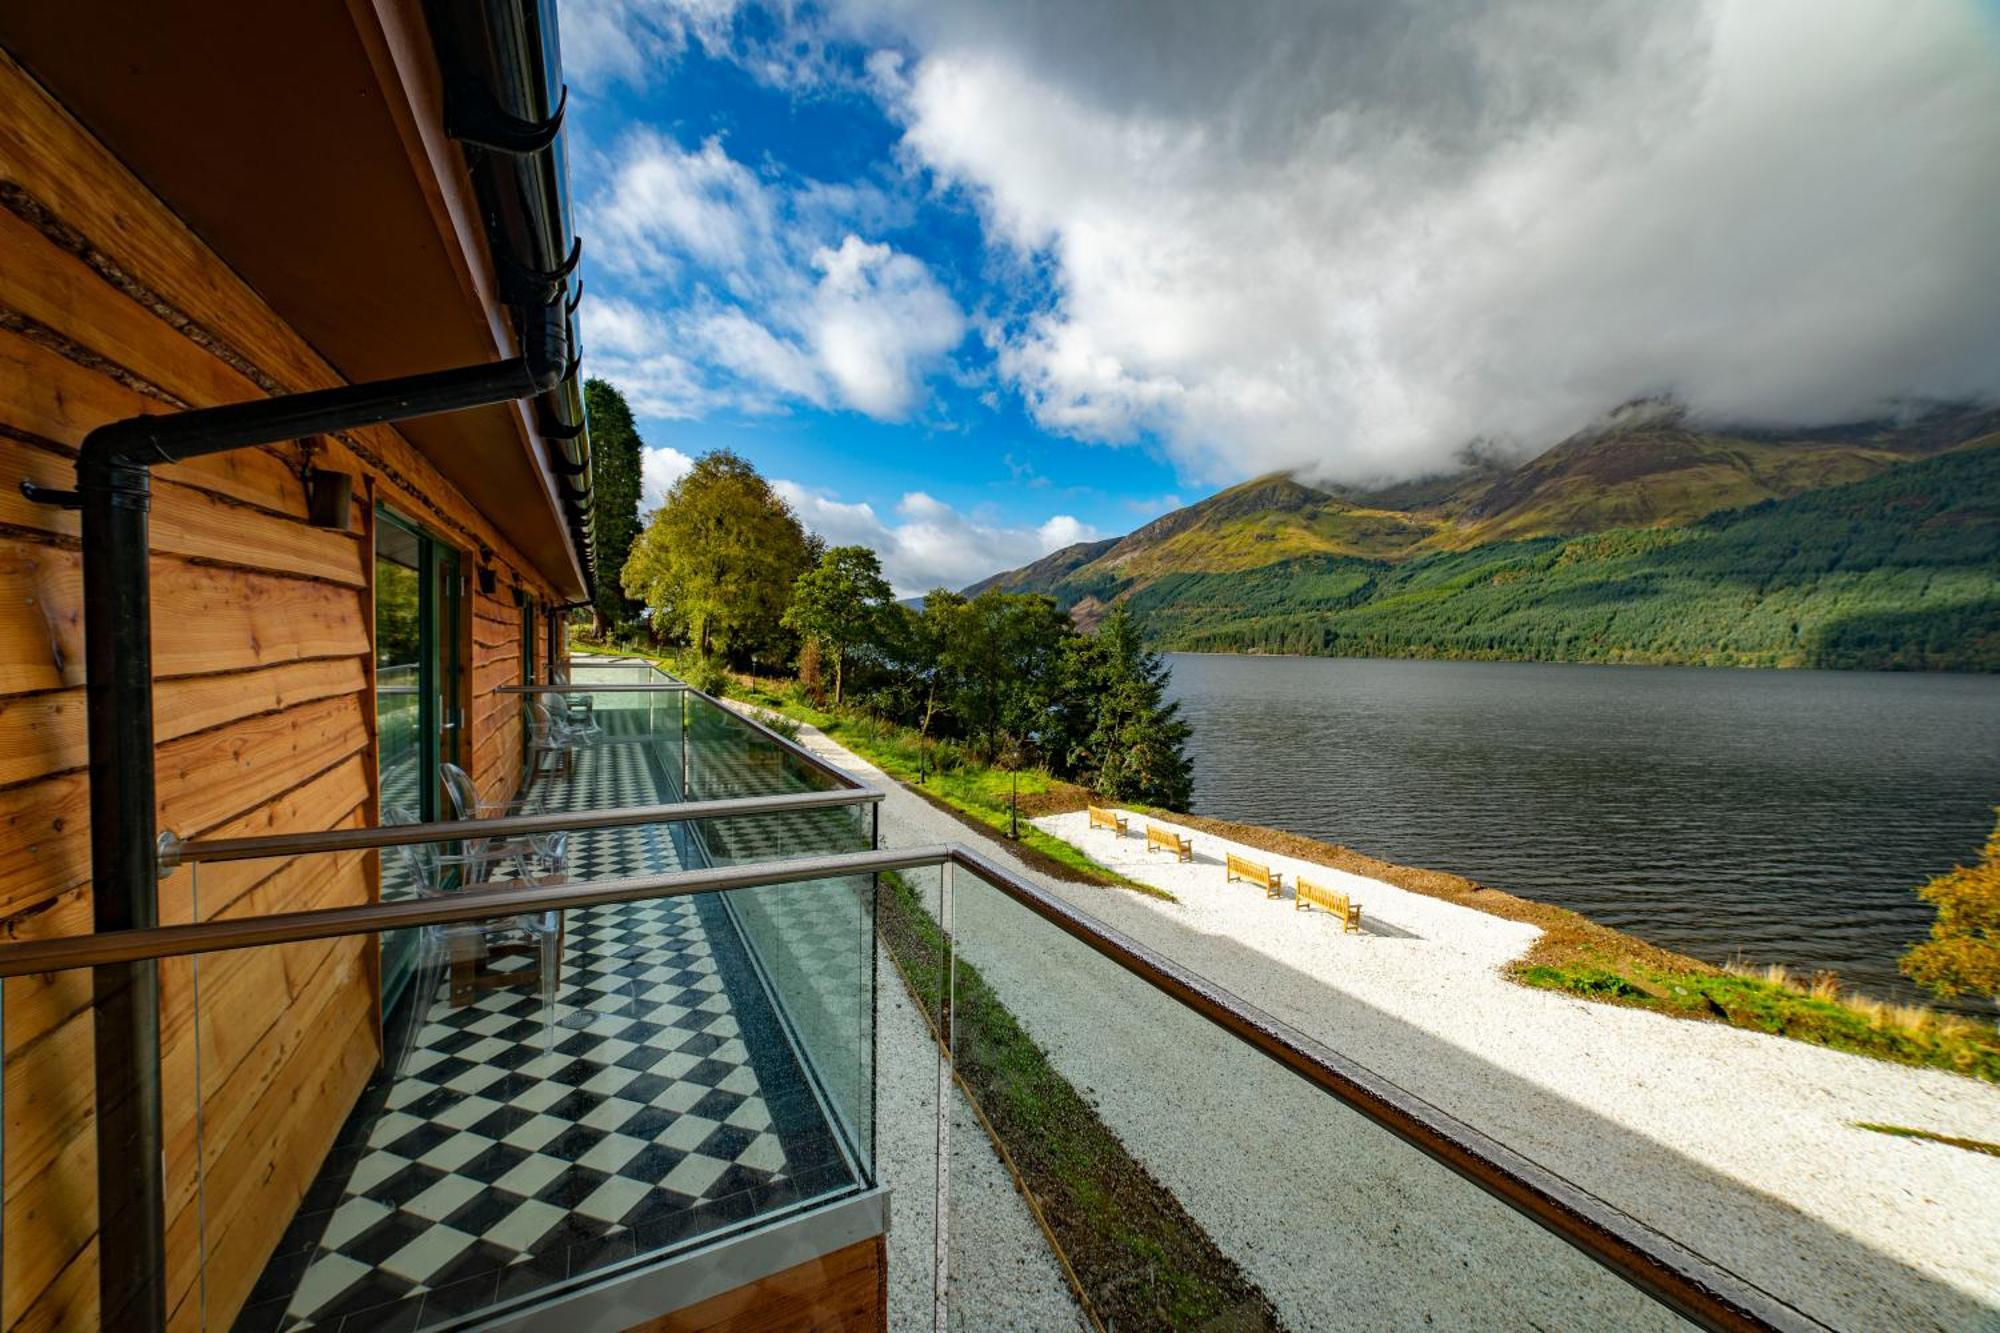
1166, 653, 2000, 1007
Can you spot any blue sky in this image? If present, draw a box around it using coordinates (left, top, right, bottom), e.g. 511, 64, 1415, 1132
564, 1, 2000, 593
566, 11, 1189, 593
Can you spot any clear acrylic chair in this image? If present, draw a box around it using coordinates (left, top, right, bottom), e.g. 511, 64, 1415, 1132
547, 664, 598, 730
539, 688, 604, 745
386, 806, 564, 1075
439, 761, 568, 884
527, 697, 578, 781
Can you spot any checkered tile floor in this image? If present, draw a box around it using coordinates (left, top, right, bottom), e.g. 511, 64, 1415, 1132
239, 721, 855, 1331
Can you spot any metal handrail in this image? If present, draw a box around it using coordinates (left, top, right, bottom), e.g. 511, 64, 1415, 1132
0, 846, 933, 972
0, 841, 1809, 1332
943, 845, 1815, 1333
496, 682, 688, 692
159, 788, 880, 866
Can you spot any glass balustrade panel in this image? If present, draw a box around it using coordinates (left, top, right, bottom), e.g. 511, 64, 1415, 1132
937, 865, 1706, 1333
184, 846, 875, 1329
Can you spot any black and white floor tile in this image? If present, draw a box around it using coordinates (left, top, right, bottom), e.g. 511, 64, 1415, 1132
236, 731, 855, 1331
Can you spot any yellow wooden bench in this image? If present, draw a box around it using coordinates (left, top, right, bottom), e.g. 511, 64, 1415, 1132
1145, 823, 1193, 862
1088, 805, 1129, 835
1297, 876, 1363, 932
1224, 852, 1282, 899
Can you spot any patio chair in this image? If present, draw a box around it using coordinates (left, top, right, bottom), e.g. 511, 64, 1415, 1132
547, 663, 598, 730
528, 696, 581, 780
439, 761, 568, 884
384, 807, 563, 1075
539, 688, 604, 745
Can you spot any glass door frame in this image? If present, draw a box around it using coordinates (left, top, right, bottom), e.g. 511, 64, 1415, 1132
374, 505, 467, 1020
375, 505, 465, 823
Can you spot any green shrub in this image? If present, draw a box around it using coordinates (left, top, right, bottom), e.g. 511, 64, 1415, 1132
675, 652, 731, 697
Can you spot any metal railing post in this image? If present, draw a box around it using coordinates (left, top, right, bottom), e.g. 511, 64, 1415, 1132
934, 857, 954, 1333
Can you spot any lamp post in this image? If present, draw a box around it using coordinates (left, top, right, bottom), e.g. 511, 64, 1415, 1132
1010, 764, 1019, 839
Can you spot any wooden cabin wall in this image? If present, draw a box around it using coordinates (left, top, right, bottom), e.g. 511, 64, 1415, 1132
471, 583, 526, 799
0, 49, 565, 1331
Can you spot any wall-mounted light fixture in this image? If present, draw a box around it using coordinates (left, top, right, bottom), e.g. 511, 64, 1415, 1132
295, 437, 353, 531
304, 468, 353, 531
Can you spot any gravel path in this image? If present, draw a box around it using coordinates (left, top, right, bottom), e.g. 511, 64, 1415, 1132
765, 707, 2000, 1332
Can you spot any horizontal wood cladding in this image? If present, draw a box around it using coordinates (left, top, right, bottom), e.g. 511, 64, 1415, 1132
626, 1237, 889, 1333
0, 46, 567, 1333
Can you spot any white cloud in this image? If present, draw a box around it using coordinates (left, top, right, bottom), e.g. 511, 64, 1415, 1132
562, 0, 738, 91
807, 236, 966, 418
776, 481, 1097, 595
582, 135, 965, 422
580, 296, 726, 420
834, 0, 2000, 485
640, 444, 696, 512
588, 132, 779, 284
1035, 514, 1099, 551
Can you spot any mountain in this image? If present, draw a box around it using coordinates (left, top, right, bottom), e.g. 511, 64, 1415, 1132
964, 536, 1117, 597
973, 403, 2000, 669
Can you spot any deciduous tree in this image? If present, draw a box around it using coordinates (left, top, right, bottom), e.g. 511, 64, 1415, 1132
621, 450, 810, 662
1903, 811, 2000, 1024
784, 545, 894, 704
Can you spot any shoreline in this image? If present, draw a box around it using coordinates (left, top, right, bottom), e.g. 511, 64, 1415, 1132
753, 706, 2000, 1329
1162, 646, 2000, 675
587, 648, 1996, 1076
1097, 797, 2000, 1081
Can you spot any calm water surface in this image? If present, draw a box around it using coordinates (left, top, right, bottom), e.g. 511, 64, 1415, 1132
1167, 654, 2000, 1005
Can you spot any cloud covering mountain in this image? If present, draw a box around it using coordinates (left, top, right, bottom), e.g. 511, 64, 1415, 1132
836, 0, 2000, 485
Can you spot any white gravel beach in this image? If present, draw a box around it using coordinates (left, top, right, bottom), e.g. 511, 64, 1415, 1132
742, 706, 2000, 1330
1023, 808, 2000, 1332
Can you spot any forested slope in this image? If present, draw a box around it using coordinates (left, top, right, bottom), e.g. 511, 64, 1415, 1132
1133, 446, 1999, 669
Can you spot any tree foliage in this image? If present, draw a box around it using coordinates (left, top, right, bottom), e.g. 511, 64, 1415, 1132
842, 590, 1196, 809
584, 378, 646, 638
610, 448, 1197, 806
784, 546, 894, 704
1061, 609, 1194, 808
620, 449, 811, 663
1902, 811, 2000, 1013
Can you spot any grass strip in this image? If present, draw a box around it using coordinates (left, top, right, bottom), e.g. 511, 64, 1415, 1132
1852, 1123, 2000, 1158
720, 676, 1169, 899
877, 869, 1284, 1332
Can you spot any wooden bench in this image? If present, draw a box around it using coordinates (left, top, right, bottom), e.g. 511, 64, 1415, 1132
1088, 805, 1129, 835
1297, 876, 1363, 932
1145, 823, 1194, 862
1224, 852, 1282, 899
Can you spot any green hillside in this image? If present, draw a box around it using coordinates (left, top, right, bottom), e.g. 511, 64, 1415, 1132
1138, 447, 2000, 669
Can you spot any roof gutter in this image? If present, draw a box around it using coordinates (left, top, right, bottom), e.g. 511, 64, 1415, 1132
429, 0, 595, 593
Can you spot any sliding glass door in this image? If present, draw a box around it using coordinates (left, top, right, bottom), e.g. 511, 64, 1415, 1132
375, 510, 463, 824
375, 509, 463, 1011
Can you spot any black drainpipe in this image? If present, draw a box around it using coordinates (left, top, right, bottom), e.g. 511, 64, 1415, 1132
25, 317, 566, 1330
